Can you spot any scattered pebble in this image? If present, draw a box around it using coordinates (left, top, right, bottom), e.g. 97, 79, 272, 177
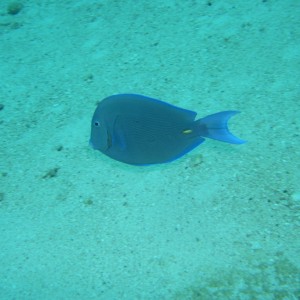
56, 145, 63, 151
83, 198, 93, 206
7, 2, 23, 15
42, 167, 60, 179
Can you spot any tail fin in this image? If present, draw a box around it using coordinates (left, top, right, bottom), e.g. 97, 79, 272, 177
197, 111, 246, 144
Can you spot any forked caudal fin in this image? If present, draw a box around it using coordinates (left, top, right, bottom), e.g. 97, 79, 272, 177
197, 111, 246, 144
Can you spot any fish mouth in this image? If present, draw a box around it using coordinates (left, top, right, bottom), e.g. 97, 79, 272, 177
89, 129, 112, 151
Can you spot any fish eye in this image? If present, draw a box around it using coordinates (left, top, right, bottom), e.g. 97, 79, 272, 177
94, 121, 100, 127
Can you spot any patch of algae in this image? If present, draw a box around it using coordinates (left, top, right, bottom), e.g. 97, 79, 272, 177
174, 254, 300, 300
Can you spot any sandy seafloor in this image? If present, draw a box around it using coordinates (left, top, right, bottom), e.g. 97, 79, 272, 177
0, 0, 300, 299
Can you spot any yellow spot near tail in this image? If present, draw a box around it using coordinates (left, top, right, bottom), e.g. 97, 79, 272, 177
182, 129, 192, 134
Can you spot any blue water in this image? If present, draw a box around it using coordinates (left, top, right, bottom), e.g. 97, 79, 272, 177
0, 1, 299, 299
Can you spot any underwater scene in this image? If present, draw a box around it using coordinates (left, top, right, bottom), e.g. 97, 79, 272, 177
0, 0, 299, 299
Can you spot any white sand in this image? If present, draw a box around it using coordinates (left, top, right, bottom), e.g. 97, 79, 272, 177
0, 0, 299, 299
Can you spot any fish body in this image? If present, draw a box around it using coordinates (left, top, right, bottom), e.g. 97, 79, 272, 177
90, 94, 245, 165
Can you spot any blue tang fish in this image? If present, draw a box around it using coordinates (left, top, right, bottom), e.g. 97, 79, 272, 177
90, 94, 246, 165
